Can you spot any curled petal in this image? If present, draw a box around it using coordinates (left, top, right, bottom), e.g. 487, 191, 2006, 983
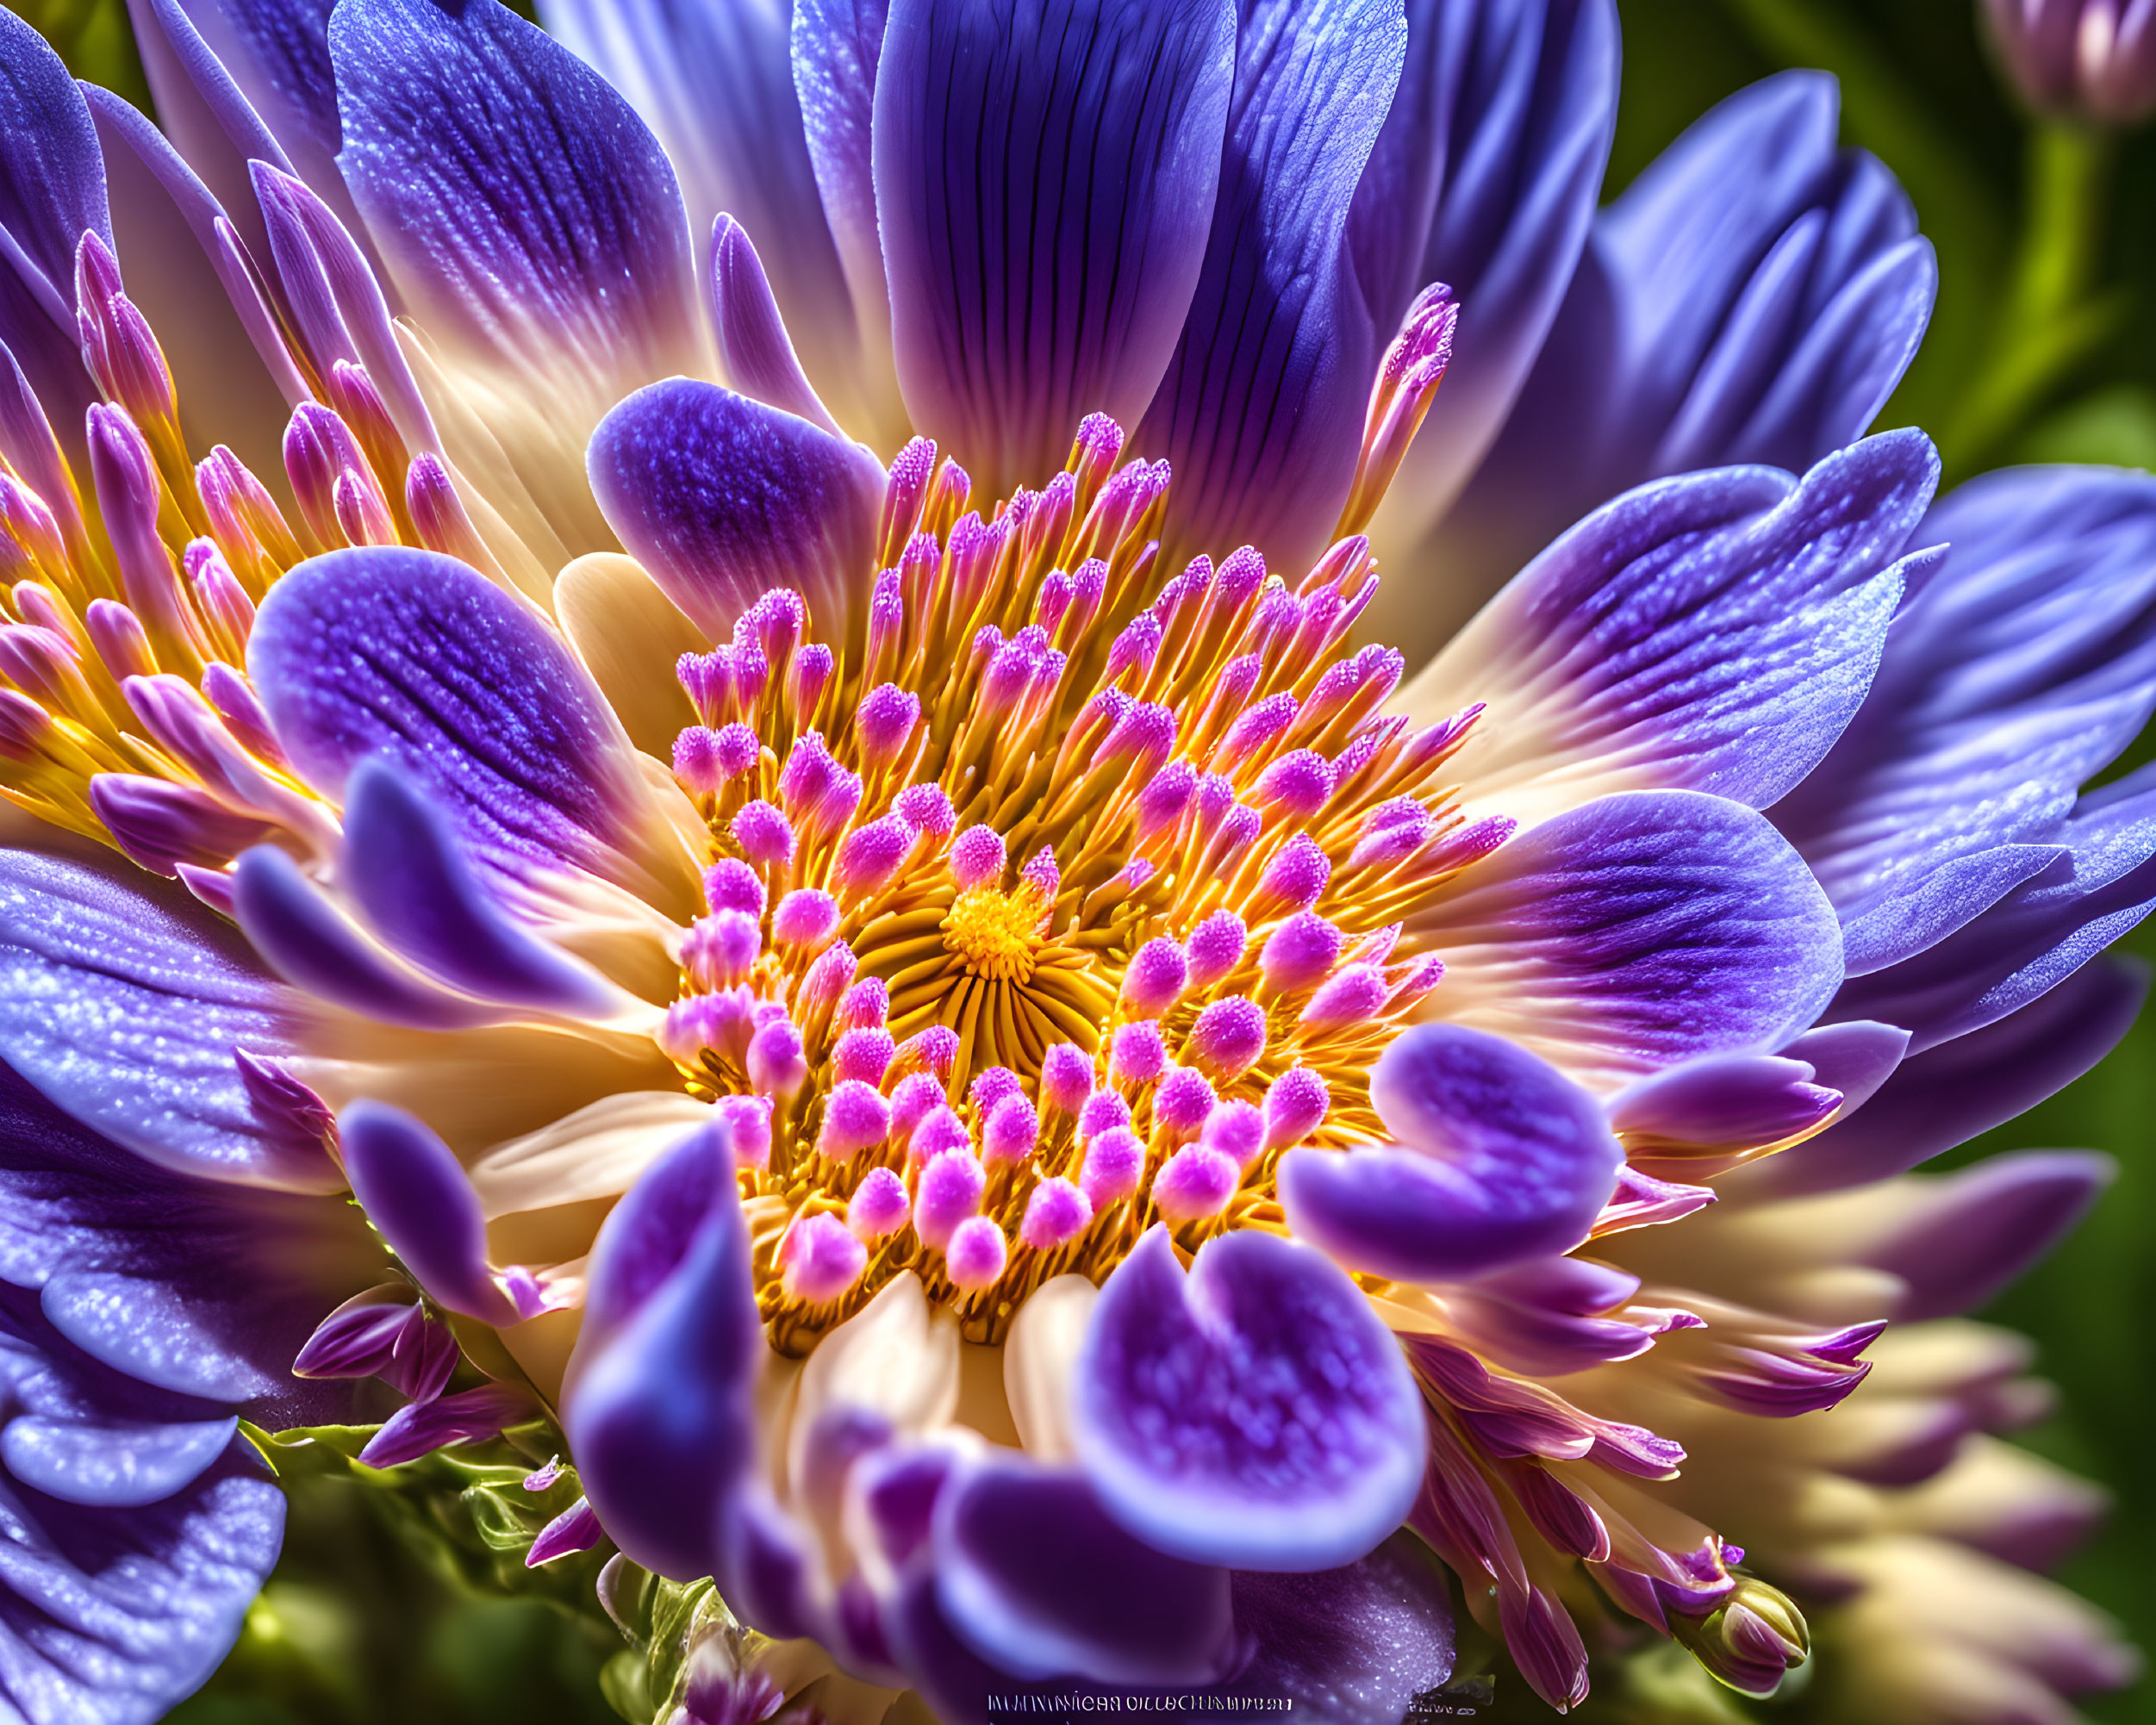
0, 850, 336, 1192
0, 1320, 284, 1723
563, 1122, 763, 1583
1281, 1024, 1620, 1282
1, 1413, 237, 1510
1072, 1227, 1424, 1572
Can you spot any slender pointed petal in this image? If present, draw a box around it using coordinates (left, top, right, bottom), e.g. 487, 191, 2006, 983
340, 761, 626, 1018
1757, 960, 2147, 1195
1776, 465, 2156, 974
1353, 0, 1618, 557
339, 1101, 517, 1324
541, 0, 857, 402
1834, 764, 2156, 1051
1419, 72, 1935, 653
1867, 1151, 2112, 1322
0, 6, 112, 442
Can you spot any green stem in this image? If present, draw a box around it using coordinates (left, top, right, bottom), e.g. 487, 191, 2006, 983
1943, 120, 2119, 476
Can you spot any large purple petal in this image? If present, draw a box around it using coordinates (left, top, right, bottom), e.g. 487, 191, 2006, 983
329, 0, 703, 406
1775, 466, 2156, 974
0, 1293, 284, 1725
0, 1062, 374, 1412
1416, 72, 1935, 656
1411, 789, 1843, 1088
1071, 1227, 1424, 1572
933, 1454, 1234, 1685
1281, 1024, 1621, 1283
0, 848, 340, 1193
246, 547, 668, 904
1832, 764, 2156, 1051
874, 0, 1236, 492
1405, 433, 1937, 825
588, 378, 883, 642
0, 9, 111, 287
541, 0, 859, 408
0, 6, 111, 445
1139, 0, 1408, 570
1753, 959, 2146, 1197
1224, 1531, 1455, 1725
562, 1121, 762, 1585
339, 1101, 516, 1325
1349, 0, 1617, 563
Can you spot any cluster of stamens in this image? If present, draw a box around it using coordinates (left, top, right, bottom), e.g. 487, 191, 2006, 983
658, 414, 1507, 1349
0, 215, 509, 888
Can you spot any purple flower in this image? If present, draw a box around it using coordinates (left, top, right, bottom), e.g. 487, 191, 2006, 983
1985, 0, 2156, 123
0, 3, 2141, 1723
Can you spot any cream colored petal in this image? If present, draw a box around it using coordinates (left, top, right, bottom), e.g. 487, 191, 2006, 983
788, 1273, 960, 1496
757, 1643, 901, 1725
558, 553, 709, 757
397, 321, 577, 575
299, 1021, 680, 1158
500, 1304, 583, 1407
1877, 1435, 2108, 1548
1859, 1320, 2033, 1397
470, 1090, 713, 1218
1001, 1275, 1100, 1460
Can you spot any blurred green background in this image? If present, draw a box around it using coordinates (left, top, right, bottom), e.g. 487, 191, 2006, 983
21, 0, 2156, 1720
